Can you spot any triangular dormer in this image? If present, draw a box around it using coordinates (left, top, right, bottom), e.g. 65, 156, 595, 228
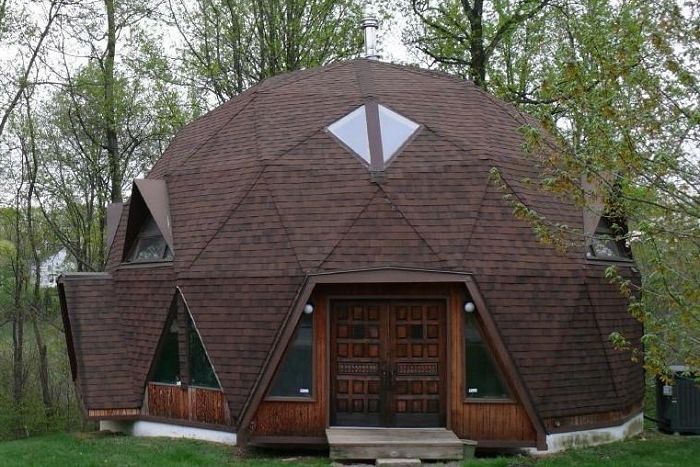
122, 179, 174, 263
582, 175, 633, 262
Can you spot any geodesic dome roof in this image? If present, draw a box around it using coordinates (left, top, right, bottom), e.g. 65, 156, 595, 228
65, 59, 642, 427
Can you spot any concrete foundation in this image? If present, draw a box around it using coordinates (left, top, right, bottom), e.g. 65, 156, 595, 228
529, 412, 644, 454
99, 419, 237, 445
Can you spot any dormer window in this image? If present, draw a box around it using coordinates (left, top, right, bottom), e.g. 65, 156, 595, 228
588, 217, 632, 260
121, 179, 174, 264
328, 102, 420, 170
127, 213, 173, 262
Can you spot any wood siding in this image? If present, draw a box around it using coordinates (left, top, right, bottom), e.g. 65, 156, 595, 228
87, 408, 140, 419
448, 286, 536, 443
144, 383, 230, 425
251, 293, 329, 437
543, 401, 643, 432
251, 283, 537, 444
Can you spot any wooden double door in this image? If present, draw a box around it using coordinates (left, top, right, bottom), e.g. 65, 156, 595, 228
330, 299, 446, 427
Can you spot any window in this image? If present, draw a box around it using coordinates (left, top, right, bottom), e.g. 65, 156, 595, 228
151, 315, 181, 385
187, 313, 219, 388
327, 106, 371, 163
377, 104, 420, 162
588, 217, 632, 260
150, 300, 220, 389
464, 311, 509, 399
327, 103, 420, 167
126, 213, 173, 263
268, 312, 313, 398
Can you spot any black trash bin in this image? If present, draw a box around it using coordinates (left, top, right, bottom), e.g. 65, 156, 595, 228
656, 365, 700, 434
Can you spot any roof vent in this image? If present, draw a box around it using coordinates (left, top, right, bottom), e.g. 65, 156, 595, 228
361, 16, 379, 60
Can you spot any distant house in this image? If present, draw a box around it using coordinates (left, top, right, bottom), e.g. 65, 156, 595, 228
39, 249, 72, 288
58, 58, 643, 457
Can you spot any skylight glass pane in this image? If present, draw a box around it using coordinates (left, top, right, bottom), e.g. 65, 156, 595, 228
327, 106, 370, 163
378, 104, 420, 162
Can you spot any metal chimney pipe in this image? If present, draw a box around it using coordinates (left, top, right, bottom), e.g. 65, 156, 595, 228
361, 17, 379, 60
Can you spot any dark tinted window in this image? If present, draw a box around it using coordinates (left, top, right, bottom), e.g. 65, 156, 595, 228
152, 317, 181, 384
464, 312, 509, 399
187, 314, 219, 389
269, 312, 313, 397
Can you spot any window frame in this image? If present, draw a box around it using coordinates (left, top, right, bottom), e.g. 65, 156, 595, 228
147, 299, 221, 391
463, 309, 514, 403
586, 217, 634, 263
124, 214, 174, 264
326, 102, 422, 171
264, 310, 316, 403
149, 313, 182, 386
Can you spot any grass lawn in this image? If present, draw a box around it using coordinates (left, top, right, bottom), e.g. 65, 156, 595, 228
0, 430, 697, 466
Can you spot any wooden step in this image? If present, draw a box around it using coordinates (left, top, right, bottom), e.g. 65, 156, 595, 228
326, 427, 465, 461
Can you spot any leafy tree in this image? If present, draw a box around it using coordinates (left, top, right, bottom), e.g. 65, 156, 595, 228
36, 60, 187, 271
29, 0, 193, 270
406, 0, 700, 376
168, 0, 365, 105
403, 0, 551, 88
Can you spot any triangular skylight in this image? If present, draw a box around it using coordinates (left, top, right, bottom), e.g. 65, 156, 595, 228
328, 106, 371, 163
377, 105, 420, 162
328, 103, 420, 168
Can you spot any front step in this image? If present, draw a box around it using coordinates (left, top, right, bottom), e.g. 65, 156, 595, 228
326, 427, 465, 461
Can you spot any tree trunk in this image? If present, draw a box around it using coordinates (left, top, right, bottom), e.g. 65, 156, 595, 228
23, 90, 55, 419
32, 316, 53, 417
11, 197, 26, 437
12, 303, 24, 407
465, 0, 487, 88
104, 0, 121, 202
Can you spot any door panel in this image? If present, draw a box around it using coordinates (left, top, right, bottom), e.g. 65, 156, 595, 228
391, 302, 445, 427
331, 301, 386, 426
331, 299, 446, 427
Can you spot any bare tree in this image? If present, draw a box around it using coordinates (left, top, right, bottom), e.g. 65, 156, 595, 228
0, 0, 64, 140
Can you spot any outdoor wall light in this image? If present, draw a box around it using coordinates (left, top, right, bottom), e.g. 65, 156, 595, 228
303, 303, 314, 315
464, 301, 476, 313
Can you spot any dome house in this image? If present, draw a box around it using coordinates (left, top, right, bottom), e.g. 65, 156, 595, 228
59, 25, 643, 460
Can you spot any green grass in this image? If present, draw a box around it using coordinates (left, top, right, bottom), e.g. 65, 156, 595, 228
472, 431, 700, 467
0, 432, 326, 467
0, 430, 697, 466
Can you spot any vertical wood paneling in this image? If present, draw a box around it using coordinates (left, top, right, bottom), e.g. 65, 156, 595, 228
250, 290, 328, 437
251, 283, 537, 443
145, 383, 229, 425
87, 408, 140, 418
448, 285, 536, 442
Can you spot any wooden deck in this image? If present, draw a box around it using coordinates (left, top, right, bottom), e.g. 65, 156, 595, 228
326, 427, 465, 461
